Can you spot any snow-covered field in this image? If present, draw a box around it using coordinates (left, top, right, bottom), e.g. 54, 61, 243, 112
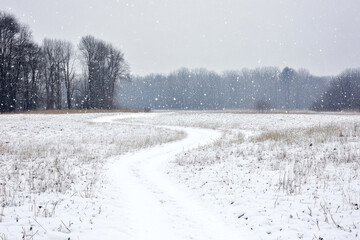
0, 113, 184, 240
1, 111, 360, 239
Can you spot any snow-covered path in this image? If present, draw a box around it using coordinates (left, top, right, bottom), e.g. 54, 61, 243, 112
87, 114, 252, 240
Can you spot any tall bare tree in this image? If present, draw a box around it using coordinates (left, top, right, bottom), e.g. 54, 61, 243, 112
280, 67, 296, 109
43, 39, 60, 109
79, 35, 129, 109
0, 12, 42, 112
0, 12, 21, 112
60, 41, 76, 109
20, 39, 43, 111
42, 39, 76, 109
78, 35, 97, 109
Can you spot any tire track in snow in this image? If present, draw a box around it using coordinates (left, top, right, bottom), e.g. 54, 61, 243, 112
89, 114, 253, 240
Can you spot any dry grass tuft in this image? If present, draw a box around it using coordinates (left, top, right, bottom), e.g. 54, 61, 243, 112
251, 123, 358, 143
252, 130, 293, 142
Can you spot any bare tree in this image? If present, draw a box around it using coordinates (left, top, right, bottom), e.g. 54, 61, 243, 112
0, 12, 21, 112
255, 99, 271, 112
20, 40, 43, 111
79, 35, 130, 109
60, 41, 76, 109
0, 12, 42, 112
78, 35, 97, 109
43, 39, 60, 109
42, 39, 76, 110
280, 67, 296, 109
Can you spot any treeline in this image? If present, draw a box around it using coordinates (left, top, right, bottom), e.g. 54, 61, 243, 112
117, 67, 330, 110
0, 12, 129, 113
312, 69, 360, 111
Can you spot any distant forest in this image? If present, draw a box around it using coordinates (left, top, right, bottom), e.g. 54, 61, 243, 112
117, 67, 329, 111
118, 67, 360, 112
1, 11, 360, 113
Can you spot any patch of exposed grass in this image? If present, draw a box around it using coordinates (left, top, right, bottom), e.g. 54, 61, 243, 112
251, 130, 294, 142
251, 123, 359, 144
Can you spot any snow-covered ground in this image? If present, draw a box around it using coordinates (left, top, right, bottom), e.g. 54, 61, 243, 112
1, 111, 360, 239
0, 113, 184, 240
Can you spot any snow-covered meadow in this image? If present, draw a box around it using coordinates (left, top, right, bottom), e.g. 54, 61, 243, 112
0, 113, 184, 239
165, 112, 360, 239
0, 111, 359, 239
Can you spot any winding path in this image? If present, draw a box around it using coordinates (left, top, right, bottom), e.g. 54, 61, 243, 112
89, 114, 251, 240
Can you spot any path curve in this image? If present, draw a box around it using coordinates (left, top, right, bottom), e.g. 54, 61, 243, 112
88, 114, 252, 240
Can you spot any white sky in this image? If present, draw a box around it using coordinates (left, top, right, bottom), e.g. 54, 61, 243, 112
1, 0, 360, 76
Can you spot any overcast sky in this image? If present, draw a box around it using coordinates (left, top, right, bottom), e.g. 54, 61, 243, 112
1, 0, 360, 76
